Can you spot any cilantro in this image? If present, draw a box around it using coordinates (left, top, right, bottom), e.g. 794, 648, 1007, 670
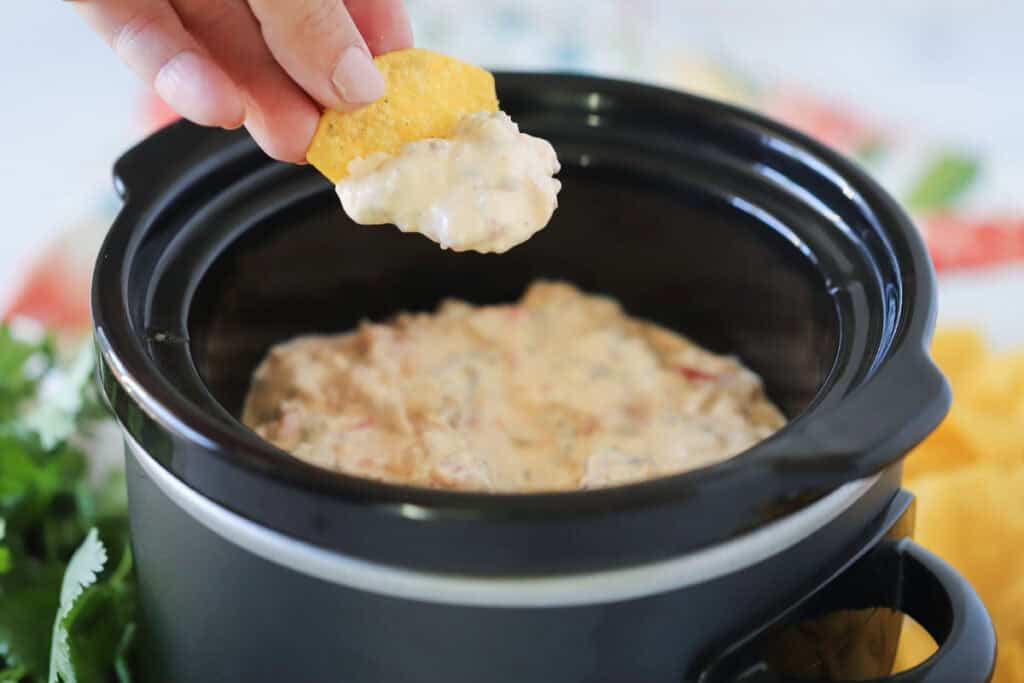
59, 541, 135, 683
0, 325, 51, 422
0, 521, 10, 574
19, 342, 99, 451
0, 560, 63, 678
49, 528, 107, 683
0, 324, 136, 683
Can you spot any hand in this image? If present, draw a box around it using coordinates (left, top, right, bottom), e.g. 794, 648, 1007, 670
74, 0, 413, 162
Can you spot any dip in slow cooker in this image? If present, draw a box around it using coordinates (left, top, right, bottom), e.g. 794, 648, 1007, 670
242, 282, 785, 492
335, 111, 561, 254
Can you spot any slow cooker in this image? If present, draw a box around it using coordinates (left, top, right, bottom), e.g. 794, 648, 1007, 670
93, 74, 996, 682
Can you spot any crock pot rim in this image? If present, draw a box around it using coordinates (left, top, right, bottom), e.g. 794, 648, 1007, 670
124, 429, 884, 607
92, 72, 948, 520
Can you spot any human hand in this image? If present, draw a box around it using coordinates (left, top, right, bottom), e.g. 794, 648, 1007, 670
74, 0, 413, 162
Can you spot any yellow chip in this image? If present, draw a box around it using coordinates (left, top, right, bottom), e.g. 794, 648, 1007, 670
899, 327, 1024, 681
896, 466, 1024, 679
930, 327, 986, 385
306, 48, 499, 182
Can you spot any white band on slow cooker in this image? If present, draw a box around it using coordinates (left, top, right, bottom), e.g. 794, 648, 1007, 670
127, 435, 877, 608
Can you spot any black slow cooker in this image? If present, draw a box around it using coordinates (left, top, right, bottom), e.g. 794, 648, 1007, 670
93, 74, 996, 682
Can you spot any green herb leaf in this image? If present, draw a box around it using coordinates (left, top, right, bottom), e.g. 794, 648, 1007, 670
18, 343, 97, 451
0, 436, 92, 566
0, 436, 65, 532
60, 543, 135, 683
63, 585, 130, 683
49, 528, 107, 683
0, 325, 50, 422
0, 323, 135, 683
113, 622, 136, 683
0, 520, 10, 574
0, 665, 29, 682
0, 560, 64, 677
905, 152, 981, 212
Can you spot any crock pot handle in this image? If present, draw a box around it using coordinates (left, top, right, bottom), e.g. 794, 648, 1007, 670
756, 347, 951, 485
869, 538, 997, 682
693, 495, 996, 683
765, 537, 997, 682
112, 121, 259, 201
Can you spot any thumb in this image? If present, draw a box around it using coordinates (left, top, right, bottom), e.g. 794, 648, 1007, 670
247, 0, 385, 112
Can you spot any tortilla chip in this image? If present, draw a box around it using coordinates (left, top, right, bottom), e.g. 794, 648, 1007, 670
903, 418, 972, 479
896, 328, 1024, 681
896, 466, 1024, 679
306, 48, 499, 182
930, 327, 987, 383
905, 330, 1024, 477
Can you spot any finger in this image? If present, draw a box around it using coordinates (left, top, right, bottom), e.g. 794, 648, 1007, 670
345, 0, 414, 55
171, 0, 320, 162
74, 0, 244, 128
247, 0, 384, 112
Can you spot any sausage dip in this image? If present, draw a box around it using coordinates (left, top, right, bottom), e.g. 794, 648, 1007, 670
242, 282, 786, 492
335, 111, 561, 254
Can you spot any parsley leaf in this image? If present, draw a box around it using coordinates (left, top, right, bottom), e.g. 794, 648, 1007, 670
0, 323, 136, 683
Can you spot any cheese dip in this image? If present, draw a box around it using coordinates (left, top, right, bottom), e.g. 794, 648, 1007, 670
335, 112, 561, 254
242, 282, 785, 493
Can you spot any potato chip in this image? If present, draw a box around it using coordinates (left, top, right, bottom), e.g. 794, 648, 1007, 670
306, 48, 499, 182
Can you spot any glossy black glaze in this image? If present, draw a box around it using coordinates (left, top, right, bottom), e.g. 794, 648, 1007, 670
94, 74, 950, 574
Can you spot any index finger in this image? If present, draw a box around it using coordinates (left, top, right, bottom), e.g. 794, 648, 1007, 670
74, 0, 245, 128
344, 0, 414, 55
248, 0, 383, 112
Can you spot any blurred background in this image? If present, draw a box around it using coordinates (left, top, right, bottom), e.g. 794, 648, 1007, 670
1, 1, 1022, 679
2, 0, 1024, 339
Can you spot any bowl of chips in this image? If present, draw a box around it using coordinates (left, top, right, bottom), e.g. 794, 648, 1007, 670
93, 62, 995, 682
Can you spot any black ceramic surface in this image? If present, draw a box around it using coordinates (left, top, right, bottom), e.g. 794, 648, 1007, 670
128, 446, 904, 683
94, 74, 949, 575
125, 450, 995, 683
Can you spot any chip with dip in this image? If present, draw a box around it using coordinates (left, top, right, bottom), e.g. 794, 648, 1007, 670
305, 48, 561, 254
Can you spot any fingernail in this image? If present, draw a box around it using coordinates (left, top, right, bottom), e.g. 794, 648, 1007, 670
332, 46, 385, 105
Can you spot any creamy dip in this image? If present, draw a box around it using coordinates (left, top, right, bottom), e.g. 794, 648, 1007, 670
335, 111, 561, 254
243, 282, 785, 492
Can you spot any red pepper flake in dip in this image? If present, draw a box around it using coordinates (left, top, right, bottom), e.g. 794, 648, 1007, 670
675, 365, 719, 382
